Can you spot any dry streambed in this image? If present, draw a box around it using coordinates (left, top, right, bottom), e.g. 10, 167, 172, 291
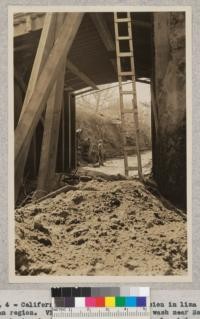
15, 178, 187, 276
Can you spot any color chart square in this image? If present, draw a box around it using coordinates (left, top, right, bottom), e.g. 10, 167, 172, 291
54, 297, 65, 308
75, 297, 85, 308
136, 297, 146, 307
116, 297, 126, 307
65, 297, 75, 308
85, 297, 96, 307
125, 297, 136, 307
105, 297, 115, 307
95, 297, 105, 307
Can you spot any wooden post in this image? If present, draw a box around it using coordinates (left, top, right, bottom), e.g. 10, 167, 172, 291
56, 91, 78, 174
15, 13, 57, 199
15, 13, 84, 201
64, 91, 71, 173
70, 94, 76, 170
36, 14, 67, 197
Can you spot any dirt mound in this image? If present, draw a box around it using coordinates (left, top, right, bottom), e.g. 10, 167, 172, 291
15, 178, 187, 276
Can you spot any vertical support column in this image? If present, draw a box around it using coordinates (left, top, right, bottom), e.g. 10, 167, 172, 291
56, 92, 77, 174
36, 14, 66, 197
70, 94, 76, 170
56, 91, 71, 173
65, 91, 71, 173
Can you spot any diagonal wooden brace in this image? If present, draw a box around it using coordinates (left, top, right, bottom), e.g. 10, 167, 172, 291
15, 13, 84, 200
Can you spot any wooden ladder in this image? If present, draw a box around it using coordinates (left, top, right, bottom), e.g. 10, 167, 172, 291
114, 12, 143, 181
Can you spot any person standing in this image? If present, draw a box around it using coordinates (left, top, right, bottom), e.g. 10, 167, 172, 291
97, 139, 104, 166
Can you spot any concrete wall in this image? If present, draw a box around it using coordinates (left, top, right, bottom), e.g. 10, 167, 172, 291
152, 12, 186, 209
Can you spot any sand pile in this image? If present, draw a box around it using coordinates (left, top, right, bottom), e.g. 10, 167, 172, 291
15, 178, 187, 276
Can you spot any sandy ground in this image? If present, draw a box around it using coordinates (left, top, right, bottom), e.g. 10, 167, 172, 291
84, 151, 152, 176
15, 174, 187, 277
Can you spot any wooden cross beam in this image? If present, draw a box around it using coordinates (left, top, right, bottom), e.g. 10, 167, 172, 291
90, 13, 117, 72
90, 13, 115, 52
66, 60, 98, 90
15, 13, 84, 200
19, 13, 57, 121
15, 13, 57, 199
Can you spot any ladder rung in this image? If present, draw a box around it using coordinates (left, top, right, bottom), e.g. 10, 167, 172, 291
120, 91, 133, 95
124, 146, 135, 151
118, 52, 133, 57
117, 36, 132, 40
115, 18, 131, 22
128, 166, 137, 171
119, 71, 134, 76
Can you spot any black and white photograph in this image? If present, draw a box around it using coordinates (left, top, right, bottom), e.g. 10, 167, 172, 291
11, 7, 191, 279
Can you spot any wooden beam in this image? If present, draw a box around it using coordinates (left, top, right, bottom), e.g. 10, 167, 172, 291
75, 88, 97, 96
90, 13, 117, 72
136, 78, 151, 85
66, 60, 98, 90
36, 14, 67, 197
14, 13, 46, 37
19, 13, 57, 121
90, 13, 115, 52
15, 13, 57, 200
70, 94, 76, 170
15, 13, 84, 200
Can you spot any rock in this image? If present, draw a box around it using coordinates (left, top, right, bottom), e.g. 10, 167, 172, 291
154, 212, 161, 219
113, 219, 124, 227
15, 248, 29, 271
30, 266, 52, 275
94, 208, 103, 214
99, 231, 107, 237
116, 254, 122, 259
146, 221, 153, 228
69, 218, 80, 225
163, 253, 172, 263
105, 248, 111, 253
110, 224, 118, 230
110, 214, 118, 219
160, 234, 166, 238
19, 265, 29, 275
72, 194, 85, 205
90, 258, 99, 266
59, 210, 69, 218
130, 235, 137, 240
127, 210, 136, 216
37, 237, 52, 246
154, 219, 164, 225
72, 238, 87, 245
33, 215, 50, 235
80, 176, 93, 182
16, 215, 23, 223
124, 261, 138, 270
110, 198, 121, 207
16, 227, 24, 239
71, 227, 89, 238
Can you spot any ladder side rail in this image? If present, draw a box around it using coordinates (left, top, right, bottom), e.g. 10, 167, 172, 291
128, 19, 144, 181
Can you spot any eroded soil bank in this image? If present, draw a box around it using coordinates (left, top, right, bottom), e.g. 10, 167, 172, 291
15, 176, 187, 277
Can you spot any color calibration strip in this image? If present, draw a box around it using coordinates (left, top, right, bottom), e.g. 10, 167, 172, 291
51, 287, 149, 298
52, 287, 150, 318
52, 296, 147, 308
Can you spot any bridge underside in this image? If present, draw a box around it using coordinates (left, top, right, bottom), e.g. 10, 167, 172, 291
14, 11, 186, 209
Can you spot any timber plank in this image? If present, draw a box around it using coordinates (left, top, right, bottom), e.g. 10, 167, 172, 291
15, 13, 84, 200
